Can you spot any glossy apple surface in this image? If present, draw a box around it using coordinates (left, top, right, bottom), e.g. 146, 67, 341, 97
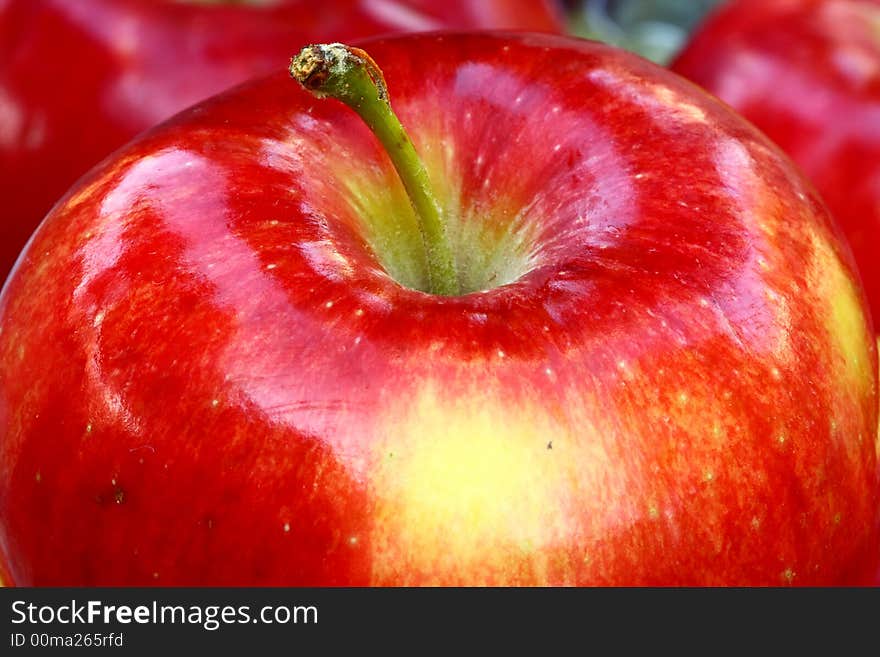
671, 0, 880, 324
0, 33, 878, 585
0, 0, 563, 283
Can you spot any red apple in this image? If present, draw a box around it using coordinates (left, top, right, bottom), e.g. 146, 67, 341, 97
0, 32, 877, 586
0, 0, 564, 284
671, 0, 880, 327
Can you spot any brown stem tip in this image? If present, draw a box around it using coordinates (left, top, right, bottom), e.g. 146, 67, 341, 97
290, 43, 388, 102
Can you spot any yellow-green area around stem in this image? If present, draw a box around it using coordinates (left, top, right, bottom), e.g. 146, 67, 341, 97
290, 43, 539, 297
343, 131, 537, 295
289, 44, 459, 295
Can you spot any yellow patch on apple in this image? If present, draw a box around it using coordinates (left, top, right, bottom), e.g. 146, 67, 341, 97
367, 380, 610, 585
808, 227, 874, 395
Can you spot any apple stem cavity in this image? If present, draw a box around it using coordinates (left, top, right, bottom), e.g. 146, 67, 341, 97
290, 43, 461, 296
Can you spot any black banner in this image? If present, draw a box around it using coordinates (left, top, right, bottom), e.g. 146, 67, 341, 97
0, 587, 876, 651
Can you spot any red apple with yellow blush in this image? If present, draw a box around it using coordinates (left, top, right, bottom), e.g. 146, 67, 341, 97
0, 32, 877, 585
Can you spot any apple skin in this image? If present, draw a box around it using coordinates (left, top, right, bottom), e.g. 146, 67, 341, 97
671, 0, 880, 326
0, 32, 878, 586
0, 0, 563, 284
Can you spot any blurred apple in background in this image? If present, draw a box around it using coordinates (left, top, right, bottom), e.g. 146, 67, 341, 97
0, 0, 563, 282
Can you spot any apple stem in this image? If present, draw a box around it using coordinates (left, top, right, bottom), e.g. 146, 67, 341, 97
290, 43, 461, 296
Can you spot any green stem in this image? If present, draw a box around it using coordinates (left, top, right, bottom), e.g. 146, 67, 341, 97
290, 43, 460, 296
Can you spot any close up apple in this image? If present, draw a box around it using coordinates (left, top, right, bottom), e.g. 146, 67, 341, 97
0, 0, 564, 283
671, 0, 880, 326
0, 32, 877, 585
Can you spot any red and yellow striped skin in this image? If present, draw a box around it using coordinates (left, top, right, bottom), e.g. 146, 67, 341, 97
672, 0, 880, 328
0, 34, 877, 585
